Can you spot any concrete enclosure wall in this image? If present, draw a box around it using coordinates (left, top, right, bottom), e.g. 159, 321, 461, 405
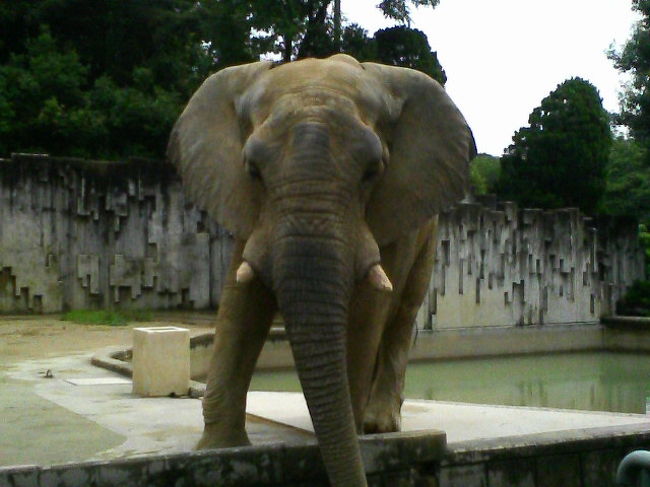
419, 197, 645, 329
0, 155, 645, 329
0, 154, 233, 313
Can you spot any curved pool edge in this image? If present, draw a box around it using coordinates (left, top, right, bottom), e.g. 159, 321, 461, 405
92, 319, 650, 380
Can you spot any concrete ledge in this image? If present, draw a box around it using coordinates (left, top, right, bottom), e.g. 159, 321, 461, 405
93, 322, 650, 389
4, 414, 650, 486
90, 346, 133, 377
90, 347, 207, 398
447, 422, 650, 464
441, 423, 650, 487
187, 323, 610, 373
0, 430, 446, 487
602, 315, 650, 329
410, 323, 604, 361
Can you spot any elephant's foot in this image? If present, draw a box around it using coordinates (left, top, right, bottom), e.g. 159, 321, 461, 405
196, 422, 251, 450
362, 402, 402, 434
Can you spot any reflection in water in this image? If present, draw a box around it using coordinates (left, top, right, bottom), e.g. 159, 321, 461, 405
250, 352, 650, 414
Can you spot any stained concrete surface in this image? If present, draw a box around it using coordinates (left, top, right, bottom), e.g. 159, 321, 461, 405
5, 349, 650, 469
1, 374, 125, 466
246, 391, 650, 444
1, 352, 311, 467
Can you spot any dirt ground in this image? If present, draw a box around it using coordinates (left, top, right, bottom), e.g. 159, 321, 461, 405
0, 314, 215, 367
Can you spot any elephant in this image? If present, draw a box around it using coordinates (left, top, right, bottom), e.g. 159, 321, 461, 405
168, 53, 475, 486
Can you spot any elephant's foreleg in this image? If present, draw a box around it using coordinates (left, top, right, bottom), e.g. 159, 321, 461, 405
363, 222, 437, 434
198, 241, 276, 449
346, 284, 393, 433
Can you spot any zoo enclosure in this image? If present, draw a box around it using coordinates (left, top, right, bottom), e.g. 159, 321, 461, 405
0, 154, 644, 330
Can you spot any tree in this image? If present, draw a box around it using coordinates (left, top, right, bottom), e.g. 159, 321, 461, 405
470, 154, 501, 195
0, 1, 221, 158
601, 137, 650, 224
498, 78, 612, 215
377, 0, 440, 25
609, 0, 650, 150
341, 24, 377, 61
0, 29, 181, 159
341, 25, 446, 85
0, 30, 94, 157
0, 0, 211, 92
249, 0, 442, 62
374, 26, 446, 84
249, 0, 336, 62
0, 0, 448, 159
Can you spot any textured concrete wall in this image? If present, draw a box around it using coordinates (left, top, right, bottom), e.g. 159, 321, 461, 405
0, 155, 645, 327
417, 198, 645, 330
0, 154, 233, 313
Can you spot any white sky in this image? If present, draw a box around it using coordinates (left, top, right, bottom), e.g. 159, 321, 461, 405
343, 0, 641, 155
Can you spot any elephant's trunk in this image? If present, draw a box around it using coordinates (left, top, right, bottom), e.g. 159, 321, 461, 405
273, 230, 367, 487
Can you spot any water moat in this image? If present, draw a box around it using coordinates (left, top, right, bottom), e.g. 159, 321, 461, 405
251, 351, 650, 414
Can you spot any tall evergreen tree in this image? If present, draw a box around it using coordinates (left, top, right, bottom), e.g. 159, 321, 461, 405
374, 26, 446, 85
498, 78, 612, 215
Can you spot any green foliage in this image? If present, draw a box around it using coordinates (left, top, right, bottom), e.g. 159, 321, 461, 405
341, 24, 377, 61
341, 25, 446, 85
377, 0, 440, 24
617, 280, 650, 316
0, 30, 182, 158
498, 78, 612, 215
601, 137, 650, 225
247, 0, 336, 62
0, 0, 445, 159
0, 30, 93, 156
60, 309, 153, 326
609, 0, 650, 151
470, 154, 501, 195
373, 26, 446, 85
641, 224, 650, 277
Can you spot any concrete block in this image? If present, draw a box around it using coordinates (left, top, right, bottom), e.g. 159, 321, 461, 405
132, 326, 190, 397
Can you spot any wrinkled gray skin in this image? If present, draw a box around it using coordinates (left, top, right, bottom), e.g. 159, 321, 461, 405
168, 54, 475, 487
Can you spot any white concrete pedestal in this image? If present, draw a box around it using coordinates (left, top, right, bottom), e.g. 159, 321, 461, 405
132, 326, 190, 397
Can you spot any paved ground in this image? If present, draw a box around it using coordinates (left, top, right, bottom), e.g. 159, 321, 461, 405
4, 315, 650, 468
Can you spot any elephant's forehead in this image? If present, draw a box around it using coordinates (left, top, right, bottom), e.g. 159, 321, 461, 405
245, 59, 383, 123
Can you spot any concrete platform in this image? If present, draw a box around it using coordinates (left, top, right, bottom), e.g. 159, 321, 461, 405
246, 391, 650, 444
4, 351, 650, 468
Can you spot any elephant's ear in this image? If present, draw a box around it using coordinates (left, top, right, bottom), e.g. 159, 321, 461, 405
167, 61, 272, 239
362, 63, 476, 246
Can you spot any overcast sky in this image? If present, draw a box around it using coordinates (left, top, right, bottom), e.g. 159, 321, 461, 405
343, 0, 640, 156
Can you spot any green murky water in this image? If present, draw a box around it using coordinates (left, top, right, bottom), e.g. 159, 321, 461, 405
250, 352, 650, 414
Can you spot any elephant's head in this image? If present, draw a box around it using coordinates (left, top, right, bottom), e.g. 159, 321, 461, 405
168, 54, 475, 486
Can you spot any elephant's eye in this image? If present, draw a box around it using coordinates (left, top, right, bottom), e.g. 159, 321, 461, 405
246, 160, 262, 180
362, 161, 382, 183
362, 167, 378, 182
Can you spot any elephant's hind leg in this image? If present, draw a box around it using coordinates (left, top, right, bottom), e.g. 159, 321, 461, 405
363, 221, 438, 434
198, 241, 277, 449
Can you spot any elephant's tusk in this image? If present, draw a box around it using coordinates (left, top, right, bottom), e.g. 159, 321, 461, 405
368, 264, 393, 292
235, 261, 255, 284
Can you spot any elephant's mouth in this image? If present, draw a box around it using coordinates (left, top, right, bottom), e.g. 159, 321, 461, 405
235, 257, 392, 291
236, 218, 393, 292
